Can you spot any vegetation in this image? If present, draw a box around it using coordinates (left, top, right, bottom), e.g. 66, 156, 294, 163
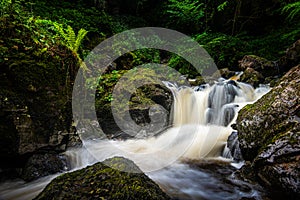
282, 1, 300, 20
35, 157, 171, 200
1, 0, 299, 139
1, 0, 300, 198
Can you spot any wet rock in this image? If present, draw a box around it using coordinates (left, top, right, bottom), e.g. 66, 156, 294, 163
211, 68, 236, 80
22, 153, 68, 182
34, 157, 170, 200
239, 67, 264, 88
96, 69, 174, 138
238, 55, 279, 78
225, 131, 243, 162
188, 75, 205, 86
236, 65, 300, 198
238, 40, 300, 87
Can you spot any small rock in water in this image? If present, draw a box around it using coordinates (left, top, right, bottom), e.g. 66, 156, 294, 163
21, 153, 68, 182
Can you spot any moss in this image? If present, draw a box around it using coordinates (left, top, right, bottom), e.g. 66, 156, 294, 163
95, 67, 175, 136
0, 8, 80, 160
34, 157, 170, 200
237, 69, 299, 161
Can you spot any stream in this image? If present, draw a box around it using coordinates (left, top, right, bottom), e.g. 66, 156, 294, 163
0, 78, 270, 200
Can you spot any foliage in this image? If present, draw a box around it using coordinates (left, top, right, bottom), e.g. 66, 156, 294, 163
0, 0, 12, 16
241, 24, 300, 60
281, 1, 300, 20
2, 0, 300, 107
35, 20, 88, 53
168, 54, 201, 77
165, 0, 205, 33
0, 0, 79, 91
217, 1, 229, 12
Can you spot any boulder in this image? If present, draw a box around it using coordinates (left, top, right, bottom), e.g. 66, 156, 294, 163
278, 39, 300, 72
238, 55, 279, 78
0, 16, 81, 179
96, 68, 176, 139
239, 67, 264, 88
238, 40, 300, 87
225, 131, 243, 162
21, 153, 68, 182
34, 157, 170, 200
236, 65, 300, 198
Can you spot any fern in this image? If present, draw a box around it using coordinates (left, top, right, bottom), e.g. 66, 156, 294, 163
35, 19, 88, 70
36, 19, 88, 54
74, 28, 88, 52
282, 1, 300, 20
217, 1, 228, 12
166, 0, 205, 32
66, 25, 76, 50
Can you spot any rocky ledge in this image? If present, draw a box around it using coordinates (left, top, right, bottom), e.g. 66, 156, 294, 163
236, 65, 300, 199
34, 157, 170, 200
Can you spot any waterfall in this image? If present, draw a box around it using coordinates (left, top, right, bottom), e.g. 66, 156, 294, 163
65, 77, 269, 172
0, 77, 270, 200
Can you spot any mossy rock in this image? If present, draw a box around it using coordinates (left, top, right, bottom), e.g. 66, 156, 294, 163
0, 11, 81, 171
34, 157, 170, 200
95, 67, 183, 138
236, 65, 300, 197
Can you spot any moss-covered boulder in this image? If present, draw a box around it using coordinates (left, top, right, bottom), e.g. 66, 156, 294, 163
95, 68, 180, 138
236, 65, 300, 198
34, 157, 170, 200
238, 40, 300, 87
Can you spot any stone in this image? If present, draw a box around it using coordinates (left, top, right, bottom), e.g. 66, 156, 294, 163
239, 67, 264, 88
238, 55, 279, 78
236, 65, 300, 198
238, 40, 300, 87
0, 18, 81, 173
34, 157, 170, 200
225, 131, 243, 162
278, 39, 300, 72
21, 153, 68, 182
96, 68, 174, 138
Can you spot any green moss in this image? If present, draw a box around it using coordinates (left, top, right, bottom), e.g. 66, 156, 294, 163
0, 4, 80, 156
35, 157, 170, 200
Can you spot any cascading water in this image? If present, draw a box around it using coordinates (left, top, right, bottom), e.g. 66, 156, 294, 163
0, 77, 270, 200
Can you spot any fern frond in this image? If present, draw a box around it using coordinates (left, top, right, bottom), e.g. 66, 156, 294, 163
74, 28, 88, 52
282, 1, 300, 20
53, 23, 66, 41
66, 25, 76, 50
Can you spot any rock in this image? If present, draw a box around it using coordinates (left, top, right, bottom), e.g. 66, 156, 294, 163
278, 39, 300, 72
96, 68, 175, 138
0, 15, 82, 172
238, 55, 279, 78
212, 68, 236, 80
239, 67, 264, 88
236, 65, 300, 198
225, 131, 243, 162
21, 153, 68, 182
238, 40, 300, 87
188, 75, 205, 86
34, 157, 170, 200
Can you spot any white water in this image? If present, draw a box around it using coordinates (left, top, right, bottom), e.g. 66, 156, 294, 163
0, 78, 270, 200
